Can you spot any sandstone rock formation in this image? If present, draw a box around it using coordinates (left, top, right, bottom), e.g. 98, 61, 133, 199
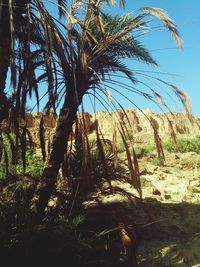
91, 109, 200, 143
2, 110, 198, 146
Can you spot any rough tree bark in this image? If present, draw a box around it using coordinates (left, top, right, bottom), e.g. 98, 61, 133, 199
34, 94, 81, 222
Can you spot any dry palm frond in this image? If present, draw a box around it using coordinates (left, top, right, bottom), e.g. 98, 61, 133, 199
170, 85, 192, 115
9, 0, 16, 94
4, 132, 16, 164
39, 115, 46, 162
154, 78, 192, 115
79, 111, 93, 188
103, 0, 126, 8
150, 116, 165, 164
57, 0, 68, 18
119, 0, 126, 8
167, 117, 177, 146
96, 124, 112, 192
141, 7, 182, 48
112, 126, 118, 168
119, 126, 141, 198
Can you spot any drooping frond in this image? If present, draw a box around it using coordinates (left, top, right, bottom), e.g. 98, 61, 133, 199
57, 0, 68, 18
141, 7, 183, 48
98, 14, 158, 65
103, 0, 126, 8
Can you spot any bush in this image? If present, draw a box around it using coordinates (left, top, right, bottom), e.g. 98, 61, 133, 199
117, 140, 126, 153
151, 158, 165, 166
164, 138, 200, 154
134, 144, 154, 158
16, 149, 44, 176
0, 148, 43, 179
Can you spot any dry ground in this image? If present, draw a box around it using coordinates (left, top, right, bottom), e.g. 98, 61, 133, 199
82, 151, 200, 267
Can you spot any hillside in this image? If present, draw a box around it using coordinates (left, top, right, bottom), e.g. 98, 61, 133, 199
81, 149, 200, 266
13, 109, 200, 146
1, 109, 200, 266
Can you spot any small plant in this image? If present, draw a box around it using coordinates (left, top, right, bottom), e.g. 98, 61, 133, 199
117, 140, 126, 153
16, 149, 44, 177
135, 144, 155, 158
0, 148, 43, 179
152, 158, 164, 166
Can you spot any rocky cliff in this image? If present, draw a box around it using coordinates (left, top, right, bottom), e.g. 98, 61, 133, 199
22, 109, 200, 146
92, 109, 200, 143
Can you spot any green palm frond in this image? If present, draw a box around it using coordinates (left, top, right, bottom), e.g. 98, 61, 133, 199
93, 57, 136, 83
107, 37, 158, 65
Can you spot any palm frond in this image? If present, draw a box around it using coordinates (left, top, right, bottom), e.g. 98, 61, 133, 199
39, 115, 46, 162
141, 7, 182, 48
57, 0, 68, 18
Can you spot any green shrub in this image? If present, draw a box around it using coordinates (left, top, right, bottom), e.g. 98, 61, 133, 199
151, 158, 164, 166
16, 149, 44, 176
164, 138, 200, 154
134, 144, 154, 158
0, 148, 43, 179
117, 140, 126, 153
0, 203, 91, 267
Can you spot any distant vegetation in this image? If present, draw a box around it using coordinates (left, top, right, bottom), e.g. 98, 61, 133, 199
164, 137, 200, 154
0, 133, 43, 179
117, 141, 154, 157
2, 136, 200, 180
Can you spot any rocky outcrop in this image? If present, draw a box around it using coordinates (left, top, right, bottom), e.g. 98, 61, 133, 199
91, 109, 200, 143
24, 111, 93, 145
2, 110, 198, 146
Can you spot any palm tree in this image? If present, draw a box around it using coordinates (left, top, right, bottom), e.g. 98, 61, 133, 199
0, 0, 68, 116
0, 0, 70, 173
33, 1, 183, 220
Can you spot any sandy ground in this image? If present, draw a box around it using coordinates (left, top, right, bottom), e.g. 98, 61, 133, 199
137, 151, 200, 267
82, 151, 200, 267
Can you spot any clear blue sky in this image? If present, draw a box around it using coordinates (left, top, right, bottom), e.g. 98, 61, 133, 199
111, 0, 200, 115
28, 1, 200, 116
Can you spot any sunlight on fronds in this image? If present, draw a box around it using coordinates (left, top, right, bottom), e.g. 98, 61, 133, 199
142, 7, 183, 48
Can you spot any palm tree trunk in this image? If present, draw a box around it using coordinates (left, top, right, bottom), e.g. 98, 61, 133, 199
34, 96, 80, 222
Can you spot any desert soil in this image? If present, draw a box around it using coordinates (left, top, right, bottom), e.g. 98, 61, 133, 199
137, 151, 200, 267
83, 151, 200, 267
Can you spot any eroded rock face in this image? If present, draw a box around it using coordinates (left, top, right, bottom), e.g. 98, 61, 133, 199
4, 110, 198, 146
25, 111, 93, 145
92, 110, 200, 143
23, 112, 57, 145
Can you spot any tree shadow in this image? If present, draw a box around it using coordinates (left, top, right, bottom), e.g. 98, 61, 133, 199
137, 199, 200, 267
0, 180, 200, 267
80, 187, 200, 267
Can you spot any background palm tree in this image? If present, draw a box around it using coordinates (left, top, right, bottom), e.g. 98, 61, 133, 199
33, 1, 183, 220
0, 0, 68, 116
0, 0, 69, 174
